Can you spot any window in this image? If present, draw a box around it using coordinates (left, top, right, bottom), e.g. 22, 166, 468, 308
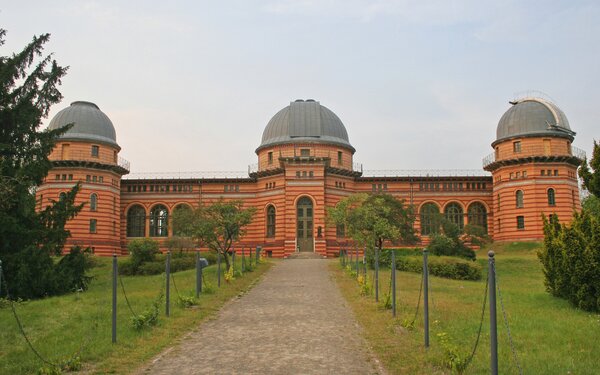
444, 203, 464, 230
420, 203, 440, 235
68, 174, 73, 180
93, 176, 97, 182
467, 202, 488, 234
59, 192, 67, 201
513, 141, 521, 153
497, 193, 501, 208
149, 204, 169, 237
300, 148, 310, 157
266, 205, 276, 238
126, 205, 146, 237
296, 171, 301, 178
548, 188, 556, 206
541, 170, 545, 176
86, 175, 91, 182
113, 197, 116, 214
554, 170, 558, 176
338, 151, 343, 165
62, 174, 66, 180
91, 145, 99, 157
89, 219, 97, 233
55, 174, 60, 180
516, 190, 524, 208
516, 216, 525, 230
90, 193, 98, 211
522, 171, 527, 178
99, 176, 104, 183
113, 150, 117, 163
268, 152, 273, 164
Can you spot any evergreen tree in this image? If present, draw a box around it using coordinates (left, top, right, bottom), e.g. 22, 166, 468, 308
579, 140, 600, 197
0, 30, 84, 299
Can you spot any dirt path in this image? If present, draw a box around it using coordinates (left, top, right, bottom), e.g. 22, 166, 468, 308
137, 258, 382, 374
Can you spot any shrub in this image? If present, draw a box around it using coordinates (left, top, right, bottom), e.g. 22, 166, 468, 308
539, 212, 600, 311
128, 238, 159, 268
395, 256, 482, 281
54, 246, 93, 292
428, 234, 476, 261
131, 291, 162, 330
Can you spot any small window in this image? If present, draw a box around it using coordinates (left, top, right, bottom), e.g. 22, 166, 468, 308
91, 145, 99, 157
99, 176, 104, 183
59, 192, 67, 201
547, 169, 551, 176
548, 188, 556, 206
302, 171, 307, 177
93, 176, 97, 182
516, 172, 520, 178
309, 171, 314, 178
113, 151, 117, 163
513, 141, 521, 153
90, 193, 98, 211
516, 216, 525, 230
497, 193, 501, 207
522, 171, 527, 178
554, 170, 558, 176
541, 170, 545, 176
235, 185, 239, 192
509, 172, 514, 179
86, 175, 91, 182
90, 219, 97, 233
300, 149, 310, 157
62, 174, 67, 180
337, 151, 343, 165
372, 184, 376, 192
516, 190, 524, 208
55, 174, 60, 180
268, 151, 273, 165
68, 174, 73, 180
296, 171, 301, 178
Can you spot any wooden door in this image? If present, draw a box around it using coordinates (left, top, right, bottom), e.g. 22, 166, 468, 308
296, 197, 314, 252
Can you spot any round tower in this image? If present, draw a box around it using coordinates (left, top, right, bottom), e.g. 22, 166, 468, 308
484, 97, 584, 241
38, 101, 129, 255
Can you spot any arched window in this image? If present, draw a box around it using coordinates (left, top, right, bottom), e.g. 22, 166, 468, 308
468, 202, 488, 234
420, 203, 440, 235
172, 204, 192, 236
126, 205, 146, 237
266, 205, 276, 238
444, 202, 464, 230
150, 204, 169, 237
90, 193, 98, 211
516, 190, 524, 208
58, 192, 66, 201
548, 188, 556, 206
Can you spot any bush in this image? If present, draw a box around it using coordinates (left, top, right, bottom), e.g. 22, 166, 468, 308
128, 238, 159, 268
428, 234, 476, 261
395, 255, 482, 281
539, 211, 600, 312
120, 252, 200, 276
365, 248, 422, 268
54, 246, 93, 292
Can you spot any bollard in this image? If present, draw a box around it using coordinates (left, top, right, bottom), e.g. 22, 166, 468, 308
423, 248, 429, 348
256, 246, 260, 264
166, 251, 171, 317
112, 254, 117, 343
217, 250, 221, 287
341, 247, 345, 267
242, 246, 245, 272
489, 251, 498, 375
249, 247, 253, 267
392, 250, 396, 317
232, 248, 236, 273
375, 247, 379, 302
355, 245, 359, 274
363, 249, 367, 278
196, 251, 201, 298
350, 247, 353, 265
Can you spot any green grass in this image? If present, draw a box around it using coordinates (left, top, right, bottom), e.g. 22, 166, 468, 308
0, 255, 272, 374
333, 242, 600, 374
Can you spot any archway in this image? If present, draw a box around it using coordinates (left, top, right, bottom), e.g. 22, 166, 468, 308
296, 197, 314, 252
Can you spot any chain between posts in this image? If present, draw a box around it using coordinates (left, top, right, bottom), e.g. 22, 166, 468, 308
492, 261, 523, 375
119, 274, 137, 317
463, 267, 489, 371
410, 271, 424, 326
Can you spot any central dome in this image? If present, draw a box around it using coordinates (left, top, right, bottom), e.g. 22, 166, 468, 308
257, 100, 354, 152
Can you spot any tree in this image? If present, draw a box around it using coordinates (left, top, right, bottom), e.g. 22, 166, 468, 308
0, 30, 85, 299
171, 199, 256, 269
579, 140, 600, 197
328, 193, 418, 255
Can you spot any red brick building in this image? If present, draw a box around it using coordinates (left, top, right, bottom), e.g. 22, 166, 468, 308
37, 98, 585, 257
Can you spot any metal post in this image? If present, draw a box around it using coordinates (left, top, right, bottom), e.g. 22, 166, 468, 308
166, 251, 171, 317
363, 248, 367, 277
423, 248, 429, 348
341, 247, 345, 267
249, 247, 253, 267
375, 247, 379, 302
489, 251, 498, 375
232, 247, 236, 273
195, 251, 201, 298
112, 254, 117, 344
355, 245, 359, 274
350, 247, 353, 265
392, 250, 396, 317
242, 246, 245, 272
256, 246, 260, 264
217, 250, 221, 287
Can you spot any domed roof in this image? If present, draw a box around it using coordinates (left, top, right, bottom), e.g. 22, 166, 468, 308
494, 98, 574, 145
47, 101, 118, 147
257, 100, 354, 152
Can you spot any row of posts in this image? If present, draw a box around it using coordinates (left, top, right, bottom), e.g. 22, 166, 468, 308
112, 246, 262, 344
340, 247, 500, 375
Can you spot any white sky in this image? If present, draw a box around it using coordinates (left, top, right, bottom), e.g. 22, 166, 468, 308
2, 1, 599, 174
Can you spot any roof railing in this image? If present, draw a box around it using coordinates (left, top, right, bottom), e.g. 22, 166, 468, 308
482, 144, 586, 168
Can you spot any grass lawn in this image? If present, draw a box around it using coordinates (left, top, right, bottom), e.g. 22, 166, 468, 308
332, 242, 600, 374
0, 255, 272, 374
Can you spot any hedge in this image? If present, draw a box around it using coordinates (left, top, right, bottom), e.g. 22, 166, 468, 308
395, 255, 482, 281
119, 251, 219, 276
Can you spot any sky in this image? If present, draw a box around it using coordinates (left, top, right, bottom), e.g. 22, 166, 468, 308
2, 1, 599, 176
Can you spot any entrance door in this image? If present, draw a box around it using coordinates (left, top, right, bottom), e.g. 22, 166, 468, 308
296, 197, 314, 252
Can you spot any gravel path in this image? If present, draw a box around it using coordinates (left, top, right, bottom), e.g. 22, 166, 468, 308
137, 259, 382, 375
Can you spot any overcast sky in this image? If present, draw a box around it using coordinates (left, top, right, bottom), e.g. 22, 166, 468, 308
2, 1, 598, 176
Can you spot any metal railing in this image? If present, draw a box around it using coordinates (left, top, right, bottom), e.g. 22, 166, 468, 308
123, 170, 250, 180
362, 169, 491, 177
482, 145, 586, 168
249, 161, 363, 174
48, 151, 130, 172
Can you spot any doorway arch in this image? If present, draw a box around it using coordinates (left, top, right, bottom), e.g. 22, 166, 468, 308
296, 196, 314, 252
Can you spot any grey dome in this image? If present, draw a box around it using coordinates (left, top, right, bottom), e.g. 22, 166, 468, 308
47, 101, 118, 147
257, 100, 354, 152
494, 98, 574, 145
